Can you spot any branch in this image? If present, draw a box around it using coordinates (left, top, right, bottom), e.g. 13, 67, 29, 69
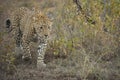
73, 0, 96, 25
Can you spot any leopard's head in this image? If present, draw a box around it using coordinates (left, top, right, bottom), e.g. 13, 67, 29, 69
32, 13, 52, 44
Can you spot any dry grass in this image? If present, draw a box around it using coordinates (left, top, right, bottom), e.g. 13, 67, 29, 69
0, 0, 120, 80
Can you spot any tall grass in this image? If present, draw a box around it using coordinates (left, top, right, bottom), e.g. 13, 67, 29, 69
0, 0, 119, 80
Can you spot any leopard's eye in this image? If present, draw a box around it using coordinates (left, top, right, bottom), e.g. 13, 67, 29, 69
48, 26, 50, 29
40, 27, 43, 29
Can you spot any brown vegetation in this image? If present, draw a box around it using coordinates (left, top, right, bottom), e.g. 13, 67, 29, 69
0, 0, 120, 80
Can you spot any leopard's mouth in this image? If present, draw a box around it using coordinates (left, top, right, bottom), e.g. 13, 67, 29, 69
39, 37, 48, 44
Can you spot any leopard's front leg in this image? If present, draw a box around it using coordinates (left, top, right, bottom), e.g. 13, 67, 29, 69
22, 36, 32, 62
37, 43, 47, 68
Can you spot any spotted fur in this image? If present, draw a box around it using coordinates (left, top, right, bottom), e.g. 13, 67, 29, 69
6, 7, 52, 67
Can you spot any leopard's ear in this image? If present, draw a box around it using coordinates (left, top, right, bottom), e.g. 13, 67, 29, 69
5, 19, 11, 28
33, 17, 36, 21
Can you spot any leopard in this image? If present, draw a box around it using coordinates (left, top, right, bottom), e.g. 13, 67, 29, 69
5, 7, 52, 68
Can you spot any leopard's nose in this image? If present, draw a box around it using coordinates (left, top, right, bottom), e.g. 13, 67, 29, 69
44, 34, 48, 38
